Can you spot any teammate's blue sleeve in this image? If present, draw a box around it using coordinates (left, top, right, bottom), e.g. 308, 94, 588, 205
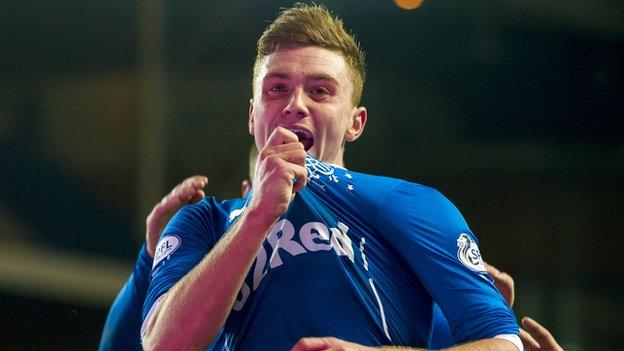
141, 200, 218, 323
429, 303, 454, 349
99, 245, 152, 351
379, 182, 519, 344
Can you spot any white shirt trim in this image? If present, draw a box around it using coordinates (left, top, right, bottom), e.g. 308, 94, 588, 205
494, 333, 523, 351
140, 293, 166, 339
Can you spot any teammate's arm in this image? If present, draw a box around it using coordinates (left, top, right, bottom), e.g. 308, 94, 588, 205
485, 263, 515, 306
98, 176, 207, 351
291, 336, 518, 351
141, 128, 307, 351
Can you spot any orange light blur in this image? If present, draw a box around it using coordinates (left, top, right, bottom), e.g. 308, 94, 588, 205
393, 0, 424, 10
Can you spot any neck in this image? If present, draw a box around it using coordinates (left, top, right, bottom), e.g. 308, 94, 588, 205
314, 151, 345, 168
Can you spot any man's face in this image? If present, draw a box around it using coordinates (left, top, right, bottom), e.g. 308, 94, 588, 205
249, 45, 366, 166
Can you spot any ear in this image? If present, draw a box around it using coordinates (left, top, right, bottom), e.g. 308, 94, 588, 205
248, 99, 255, 136
344, 106, 367, 142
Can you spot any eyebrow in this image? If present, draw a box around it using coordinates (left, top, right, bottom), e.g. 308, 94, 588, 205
263, 72, 339, 86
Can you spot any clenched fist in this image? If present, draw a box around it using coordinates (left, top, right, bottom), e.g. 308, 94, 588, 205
249, 127, 308, 224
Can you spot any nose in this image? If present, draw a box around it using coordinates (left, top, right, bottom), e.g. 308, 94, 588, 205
282, 86, 309, 118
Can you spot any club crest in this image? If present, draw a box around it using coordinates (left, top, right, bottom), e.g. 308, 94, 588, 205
305, 154, 335, 180
456, 233, 486, 273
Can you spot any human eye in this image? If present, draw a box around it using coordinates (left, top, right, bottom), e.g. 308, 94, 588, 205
268, 84, 287, 94
310, 86, 329, 95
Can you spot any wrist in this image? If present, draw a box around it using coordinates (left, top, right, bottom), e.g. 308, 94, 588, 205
244, 205, 280, 232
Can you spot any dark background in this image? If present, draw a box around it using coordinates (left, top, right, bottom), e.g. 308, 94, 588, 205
1, 0, 622, 349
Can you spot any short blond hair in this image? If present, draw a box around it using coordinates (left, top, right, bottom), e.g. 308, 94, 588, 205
253, 3, 366, 105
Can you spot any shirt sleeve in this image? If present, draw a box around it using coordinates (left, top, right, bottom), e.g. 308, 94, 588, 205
99, 245, 152, 351
429, 303, 454, 349
379, 181, 519, 344
141, 200, 218, 322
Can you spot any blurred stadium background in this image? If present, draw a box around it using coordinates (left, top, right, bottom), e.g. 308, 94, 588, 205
1, 0, 622, 349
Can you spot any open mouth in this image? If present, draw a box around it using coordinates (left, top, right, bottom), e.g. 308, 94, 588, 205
289, 128, 314, 151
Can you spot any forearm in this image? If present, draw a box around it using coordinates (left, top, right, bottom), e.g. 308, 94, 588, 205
379, 338, 519, 351
141, 208, 276, 351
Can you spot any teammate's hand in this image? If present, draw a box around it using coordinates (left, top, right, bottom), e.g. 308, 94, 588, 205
145, 175, 208, 257
520, 317, 564, 351
249, 127, 307, 223
485, 263, 515, 306
291, 337, 375, 351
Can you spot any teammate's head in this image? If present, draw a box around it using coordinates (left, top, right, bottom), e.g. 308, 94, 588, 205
249, 4, 367, 166
252, 3, 366, 105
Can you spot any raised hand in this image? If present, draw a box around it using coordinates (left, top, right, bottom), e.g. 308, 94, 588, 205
145, 175, 208, 257
485, 263, 515, 306
249, 127, 307, 223
520, 317, 564, 351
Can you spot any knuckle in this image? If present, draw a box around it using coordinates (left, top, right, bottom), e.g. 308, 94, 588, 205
298, 337, 311, 344
291, 141, 304, 151
297, 150, 307, 163
259, 148, 273, 160
152, 203, 165, 217
278, 168, 292, 179
263, 153, 280, 166
298, 173, 308, 186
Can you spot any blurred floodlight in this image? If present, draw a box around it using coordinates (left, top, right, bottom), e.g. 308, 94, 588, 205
394, 0, 424, 10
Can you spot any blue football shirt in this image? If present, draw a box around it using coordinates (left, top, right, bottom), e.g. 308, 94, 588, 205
99, 245, 151, 351
142, 154, 518, 350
